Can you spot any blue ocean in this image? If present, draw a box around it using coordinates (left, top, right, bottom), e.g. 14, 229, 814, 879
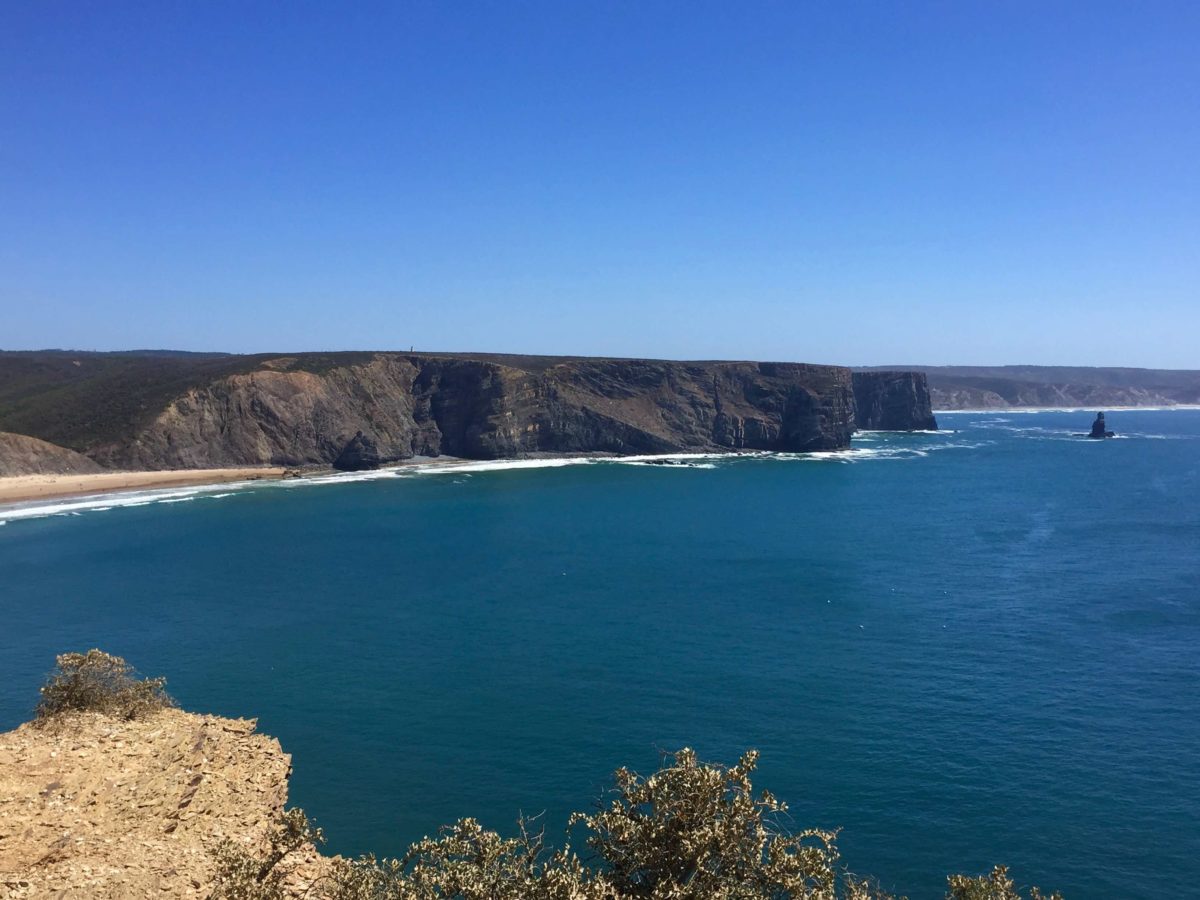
2, 409, 1198, 898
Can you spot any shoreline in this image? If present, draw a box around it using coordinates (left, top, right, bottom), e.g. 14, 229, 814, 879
0, 457, 481, 508
3, 406, 1195, 507
0, 466, 306, 505
0, 449, 840, 510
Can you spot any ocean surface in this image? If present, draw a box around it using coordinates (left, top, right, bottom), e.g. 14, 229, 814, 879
2, 409, 1198, 898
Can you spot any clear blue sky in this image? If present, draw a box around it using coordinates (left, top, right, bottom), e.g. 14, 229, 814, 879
2, 2, 1197, 367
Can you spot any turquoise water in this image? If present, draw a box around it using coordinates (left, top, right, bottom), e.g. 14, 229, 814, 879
2, 410, 1198, 898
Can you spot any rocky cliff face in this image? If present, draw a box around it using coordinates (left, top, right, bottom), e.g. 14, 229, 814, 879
0, 352, 938, 472
0, 432, 105, 476
852, 372, 937, 430
0, 710, 328, 899
89, 355, 863, 470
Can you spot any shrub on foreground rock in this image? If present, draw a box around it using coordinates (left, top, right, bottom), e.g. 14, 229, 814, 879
30, 653, 1057, 898
212, 748, 1061, 900
35, 649, 174, 724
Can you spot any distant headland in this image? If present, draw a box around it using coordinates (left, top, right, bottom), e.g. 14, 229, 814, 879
857, 364, 1200, 410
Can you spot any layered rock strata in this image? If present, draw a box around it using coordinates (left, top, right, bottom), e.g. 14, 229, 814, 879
91, 356, 862, 470
852, 372, 938, 430
0, 352, 940, 473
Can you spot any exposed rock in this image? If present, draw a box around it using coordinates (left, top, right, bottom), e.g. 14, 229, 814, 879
0, 433, 105, 477
87, 356, 864, 470
1088, 412, 1115, 439
0, 353, 941, 472
0, 710, 329, 899
852, 372, 937, 430
332, 430, 403, 471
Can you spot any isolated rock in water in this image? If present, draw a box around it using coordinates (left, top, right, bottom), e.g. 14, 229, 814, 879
1089, 412, 1114, 439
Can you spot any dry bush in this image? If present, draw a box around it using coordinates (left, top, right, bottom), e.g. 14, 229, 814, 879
344, 817, 607, 900
24, 656, 1059, 898
208, 748, 1061, 900
35, 649, 174, 723
946, 866, 1062, 900
209, 808, 323, 900
571, 747, 894, 900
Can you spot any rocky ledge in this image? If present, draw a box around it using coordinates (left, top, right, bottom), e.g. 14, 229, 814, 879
0, 710, 328, 899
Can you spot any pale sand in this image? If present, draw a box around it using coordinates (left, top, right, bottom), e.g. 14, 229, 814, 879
0, 467, 297, 505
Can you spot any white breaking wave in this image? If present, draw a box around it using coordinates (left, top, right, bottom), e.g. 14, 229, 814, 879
1113, 433, 1194, 440
604, 452, 748, 463
613, 460, 719, 469
0, 482, 258, 522
0, 439, 990, 525
409, 457, 598, 475
938, 405, 1200, 415
776, 447, 931, 462
272, 468, 409, 487
406, 453, 751, 476
856, 428, 952, 435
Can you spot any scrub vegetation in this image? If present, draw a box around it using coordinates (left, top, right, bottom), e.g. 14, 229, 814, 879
35, 649, 174, 724
29, 652, 1058, 897
211, 750, 1061, 900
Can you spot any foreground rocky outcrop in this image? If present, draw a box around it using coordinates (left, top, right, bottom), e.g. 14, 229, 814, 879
0, 433, 104, 477
0, 646, 1060, 899
0, 710, 328, 899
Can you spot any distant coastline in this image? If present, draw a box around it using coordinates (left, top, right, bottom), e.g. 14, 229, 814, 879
935, 404, 1200, 414
5, 407, 1197, 509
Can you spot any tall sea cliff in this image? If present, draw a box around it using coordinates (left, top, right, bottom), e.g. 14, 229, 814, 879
0, 351, 935, 471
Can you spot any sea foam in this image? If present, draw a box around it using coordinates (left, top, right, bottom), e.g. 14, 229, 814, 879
0, 440, 983, 525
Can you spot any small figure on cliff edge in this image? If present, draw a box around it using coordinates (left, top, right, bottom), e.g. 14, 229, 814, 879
1089, 412, 1115, 439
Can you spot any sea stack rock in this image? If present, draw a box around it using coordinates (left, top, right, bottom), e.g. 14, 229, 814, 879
1088, 412, 1114, 439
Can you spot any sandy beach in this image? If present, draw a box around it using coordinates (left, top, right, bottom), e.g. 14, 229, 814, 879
0, 467, 299, 505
